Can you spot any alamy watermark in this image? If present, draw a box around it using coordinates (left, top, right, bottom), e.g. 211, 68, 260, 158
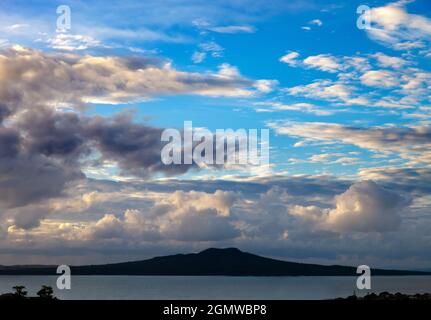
161, 121, 269, 167
56, 5, 71, 32
356, 5, 371, 30
56, 265, 71, 290
356, 265, 371, 290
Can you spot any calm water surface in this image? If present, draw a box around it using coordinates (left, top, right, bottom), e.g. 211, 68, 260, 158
0, 276, 430, 300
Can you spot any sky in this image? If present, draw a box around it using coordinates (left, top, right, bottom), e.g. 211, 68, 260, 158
0, 0, 430, 269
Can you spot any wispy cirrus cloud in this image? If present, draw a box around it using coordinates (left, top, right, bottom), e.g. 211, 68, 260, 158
253, 101, 334, 116
209, 25, 256, 33
268, 121, 431, 166
193, 20, 256, 34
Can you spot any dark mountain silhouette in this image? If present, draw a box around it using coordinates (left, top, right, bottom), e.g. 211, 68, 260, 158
0, 248, 430, 276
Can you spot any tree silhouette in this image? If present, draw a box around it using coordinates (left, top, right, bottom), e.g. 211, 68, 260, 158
37, 285, 54, 299
12, 285, 27, 298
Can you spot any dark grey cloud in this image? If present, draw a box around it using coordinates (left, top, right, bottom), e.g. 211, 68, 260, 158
83, 113, 193, 177
0, 125, 82, 211
18, 107, 193, 176
18, 107, 87, 159
359, 167, 431, 195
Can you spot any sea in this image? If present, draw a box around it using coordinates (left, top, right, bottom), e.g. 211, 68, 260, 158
0, 275, 430, 300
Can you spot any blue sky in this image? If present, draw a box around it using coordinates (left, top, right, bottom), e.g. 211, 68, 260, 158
0, 0, 430, 268
2, 0, 427, 178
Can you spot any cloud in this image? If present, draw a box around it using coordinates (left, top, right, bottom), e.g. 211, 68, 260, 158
372, 52, 409, 68
162, 208, 241, 241
3, 0, 290, 52
46, 33, 103, 51
208, 25, 256, 33
291, 181, 410, 232
0, 46, 270, 227
279, 51, 300, 66
285, 80, 361, 105
0, 125, 83, 228
303, 54, 342, 73
253, 102, 334, 115
279, 52, 375, 76
0, 107, 199, 228
16, 107, 193, 178
280, 51, 411, 75
0, 1, 430, 268
367, 1, 431, 52
268, 121, 431, 165
302, 19, 323, 30
280, 53, 343, 72
0, 46, 277, 228
84, 214, 127, 240
325, 181, 408, 232
0, 46, 257, 110
360, 70, 399, 88
199, 41, 224, 58
253, 80, 279, 93
358, 167, 431, 194
3, 173, 431, 267
309, 19, 323, 26
167, 190, 239, 216
80, 190, 241, 242
309, 152, 360, 164
278, 51, 430, 110
5, 23, 30, 31
192, 51, 206, 63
